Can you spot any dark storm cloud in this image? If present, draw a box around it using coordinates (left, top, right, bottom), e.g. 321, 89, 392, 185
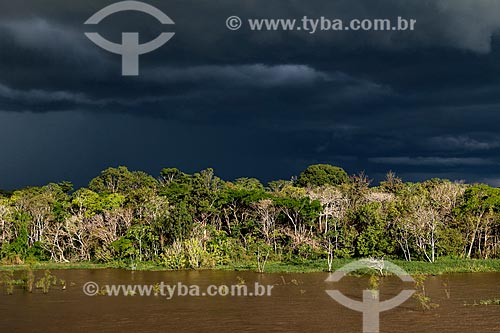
1, 0, 500, 188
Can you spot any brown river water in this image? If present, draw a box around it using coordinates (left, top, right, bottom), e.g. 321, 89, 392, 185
1, 269, 499, 332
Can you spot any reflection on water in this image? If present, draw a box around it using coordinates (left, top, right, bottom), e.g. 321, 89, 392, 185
1, 269, 500, 332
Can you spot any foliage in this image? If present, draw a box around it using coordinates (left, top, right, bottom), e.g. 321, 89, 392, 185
0, 270, 15, 294
1, 166, 500, 269
296, 164, 349, 188
35, 270, 57, 294
478, 298, 500, 305
412, 274, 439, 311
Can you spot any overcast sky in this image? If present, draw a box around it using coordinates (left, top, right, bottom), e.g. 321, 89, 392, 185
1, 0, 500, 189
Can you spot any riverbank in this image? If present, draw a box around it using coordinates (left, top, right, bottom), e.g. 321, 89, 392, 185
1, 258, 500, 275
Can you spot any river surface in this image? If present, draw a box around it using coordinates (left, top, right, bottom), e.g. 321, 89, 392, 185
1, 269, 499, 332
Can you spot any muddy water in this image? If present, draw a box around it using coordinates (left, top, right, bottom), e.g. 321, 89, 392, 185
1, 269, 499, 332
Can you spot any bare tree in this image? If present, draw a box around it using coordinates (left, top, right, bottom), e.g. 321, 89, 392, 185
253, 199, 279, 251
0, 202, 12, 246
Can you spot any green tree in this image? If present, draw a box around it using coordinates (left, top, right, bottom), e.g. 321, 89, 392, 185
89, 166, 157, 194
296, 164, 349, 188
457, 185, 500, 258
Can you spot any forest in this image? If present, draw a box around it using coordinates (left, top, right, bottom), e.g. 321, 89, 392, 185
0, 164, 499, 270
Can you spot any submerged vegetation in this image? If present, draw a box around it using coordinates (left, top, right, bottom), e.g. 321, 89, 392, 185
464, 298, 500, 306
0, 164, 500, 272
478, 298, 500, 305
412, 274, 439, 311
0, 267, 63, 294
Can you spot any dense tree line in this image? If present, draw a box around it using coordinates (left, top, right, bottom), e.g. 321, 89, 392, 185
1, 164, 500, 268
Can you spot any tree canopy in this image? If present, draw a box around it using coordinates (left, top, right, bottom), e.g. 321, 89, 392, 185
296, 164, 349, 188
1, 166, 499, 267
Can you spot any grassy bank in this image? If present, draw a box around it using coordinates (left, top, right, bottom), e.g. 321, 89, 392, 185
221, 258, 500, 275
1, 258, 500, 275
